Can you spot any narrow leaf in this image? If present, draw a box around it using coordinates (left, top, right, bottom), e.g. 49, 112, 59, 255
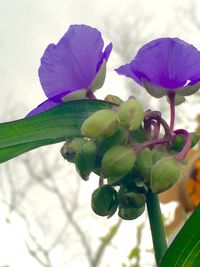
160, 205, 200, 267
0, 100, 114, 163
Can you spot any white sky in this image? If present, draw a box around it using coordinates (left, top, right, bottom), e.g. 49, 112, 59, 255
0, 0, 200, 266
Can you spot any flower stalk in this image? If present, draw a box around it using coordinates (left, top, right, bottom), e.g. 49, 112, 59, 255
168, 92, 176, 132
146, 189, 168, 265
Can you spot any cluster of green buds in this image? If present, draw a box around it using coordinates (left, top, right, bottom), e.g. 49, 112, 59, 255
61, 96, 199, 220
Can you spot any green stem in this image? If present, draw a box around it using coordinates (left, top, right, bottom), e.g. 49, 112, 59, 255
146, 190, 168, 265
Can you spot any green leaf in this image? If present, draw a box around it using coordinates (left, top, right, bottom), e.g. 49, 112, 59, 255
0, 100, 114, 163
160, 205, 200, 267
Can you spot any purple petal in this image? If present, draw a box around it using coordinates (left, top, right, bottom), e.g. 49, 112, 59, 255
96, 42, 112, 73
116, 38, 200, 90
102, 43, 113, 62
39, 25, 112, 98
26, 98, 62, 117
116, 63, 141, 84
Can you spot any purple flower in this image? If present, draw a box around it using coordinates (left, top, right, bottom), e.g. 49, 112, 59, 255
27, 25, 112, 116
116, 38, 200, 98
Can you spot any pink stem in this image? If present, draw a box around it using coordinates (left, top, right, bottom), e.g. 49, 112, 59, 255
168, 92, 175, 132
86, 91, 96, 99
150, 120, 160, 140
159, 118, 171, 136
174, 129, 191, 161
134, 135, 174, 154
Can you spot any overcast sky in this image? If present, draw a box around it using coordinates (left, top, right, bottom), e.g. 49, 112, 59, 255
1, 0, 200, 121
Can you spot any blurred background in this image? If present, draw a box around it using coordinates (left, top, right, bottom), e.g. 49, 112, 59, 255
0, 0, 200, 266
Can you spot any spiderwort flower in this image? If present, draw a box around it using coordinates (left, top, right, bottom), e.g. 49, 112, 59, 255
116, 38, 200, 99
27, 24, 112, 116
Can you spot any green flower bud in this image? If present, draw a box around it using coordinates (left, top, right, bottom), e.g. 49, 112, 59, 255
152, 149, 168, 164
104, 94, 123, 105
102, 145, 136, 184
60, 138, 87, 162
136, 148, 154, 180
150, 157, 182, 193
81, 109, 117, 138
91, 185, 118, 217
96, 126, 128, 155
118, 189, 146, 208
118, 205, 145, 220
170, 133, 200, 151
75, 141, 97, 180
117, 99, 144, 131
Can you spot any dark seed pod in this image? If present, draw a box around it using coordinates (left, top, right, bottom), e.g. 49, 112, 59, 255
118, 190, 146, 209
91, 185, 118, 217
118, 205, 145, 220
75, 141, 97, 180
61, 138, 87, 162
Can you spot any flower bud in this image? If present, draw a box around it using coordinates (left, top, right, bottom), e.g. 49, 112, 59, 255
118, 205, 145, 220
104, 94, 123, 105
117, 99, 144, 131
96, 126, 128, 155
75, 141, 97, 180
170, 133, 200, 151
91, 185, 118, 217
152, 149, 168, 164
150, 157, 182, 193
60, 138, 87, 162
118, 189, 146, 208
101, 145, 136, 184
136, 148, 154, 180
81, 109, 117, 138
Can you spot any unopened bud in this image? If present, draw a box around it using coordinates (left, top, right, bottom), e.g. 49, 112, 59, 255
75, 141, 97, 180
118, 205, 145, 220
96, 126, 128, 155
150, 157, 182, 193
91, 185, 118, 217
118, 189, 146, 209
170, 133, 200, 151
152, 149, 167, 164
117, 99, 144, 131
136, 148, 154, 180
104, 94, 123, 105
102, 145, 136, 184
61, 138, 87, 162
81, 109, 117, 138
